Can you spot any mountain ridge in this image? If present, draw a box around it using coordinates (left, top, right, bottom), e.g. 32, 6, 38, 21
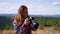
0, 14, 60, 18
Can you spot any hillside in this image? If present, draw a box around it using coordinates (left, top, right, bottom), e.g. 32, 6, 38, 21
0, 14, 60, 30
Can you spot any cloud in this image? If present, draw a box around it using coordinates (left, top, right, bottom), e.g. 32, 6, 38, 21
0, 9, 17, 14
27, 3, 60, 15
0, 2, 9, 6
28, 4, 43, 9
33, 0, 42, 1
21, 0, 42, 1
52, 2, 60, 6
0, 7, 17, 14
27, 4, 49, 15
15, 4, 44, 15
0, 0, 60, 15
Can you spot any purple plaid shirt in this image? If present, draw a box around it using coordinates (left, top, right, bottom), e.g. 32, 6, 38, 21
13, 19, 37, 34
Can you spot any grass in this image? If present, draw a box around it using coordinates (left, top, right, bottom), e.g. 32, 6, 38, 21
0, 27, 60, 34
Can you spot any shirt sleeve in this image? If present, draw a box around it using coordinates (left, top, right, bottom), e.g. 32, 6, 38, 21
13, 19, 18, 30
13, 19, 25, 30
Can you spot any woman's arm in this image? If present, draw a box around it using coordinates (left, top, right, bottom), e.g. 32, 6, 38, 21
13, 19, 18, 30
13, 19, 25, 30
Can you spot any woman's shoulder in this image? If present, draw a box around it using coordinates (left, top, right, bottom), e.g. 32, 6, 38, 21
13, 19, 17, 24
12, 16, 18, 24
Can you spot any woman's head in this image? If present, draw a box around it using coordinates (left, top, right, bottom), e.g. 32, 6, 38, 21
18, 5, 28, 19
13, 5, 28, 24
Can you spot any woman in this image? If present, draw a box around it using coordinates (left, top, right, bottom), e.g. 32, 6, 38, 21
13, 5, 38, 34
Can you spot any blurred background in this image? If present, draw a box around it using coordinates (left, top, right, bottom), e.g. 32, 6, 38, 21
0, 0, 60, 34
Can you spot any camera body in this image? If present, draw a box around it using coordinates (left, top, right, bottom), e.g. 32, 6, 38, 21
25, 16, 39, 29
25, 16, 36, 25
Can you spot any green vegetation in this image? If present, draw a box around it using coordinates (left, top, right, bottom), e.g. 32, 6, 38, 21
0, 16, 13, 30
34, 17, 60, 30
0, 16, 60, 31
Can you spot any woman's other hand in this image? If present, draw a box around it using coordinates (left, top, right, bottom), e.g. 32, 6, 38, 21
24, 18, 30, 25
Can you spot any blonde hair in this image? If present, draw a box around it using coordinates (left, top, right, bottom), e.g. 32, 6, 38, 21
13, 5, 28, 25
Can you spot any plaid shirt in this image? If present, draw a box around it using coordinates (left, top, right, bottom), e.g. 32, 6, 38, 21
13, 18, 37, 34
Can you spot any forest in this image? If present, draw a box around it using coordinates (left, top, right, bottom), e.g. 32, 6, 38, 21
0, 16, 60, 31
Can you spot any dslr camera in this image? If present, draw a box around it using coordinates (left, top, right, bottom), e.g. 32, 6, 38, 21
25, 16, 39, 29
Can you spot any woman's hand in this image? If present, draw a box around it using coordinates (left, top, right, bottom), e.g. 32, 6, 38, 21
24, 18, 30, 25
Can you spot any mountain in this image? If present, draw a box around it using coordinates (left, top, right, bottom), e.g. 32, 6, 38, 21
0, 14, 16, 17
0, 14, 60, 18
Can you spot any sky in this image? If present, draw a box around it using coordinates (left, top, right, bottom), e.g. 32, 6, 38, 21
0, 0, 60, 15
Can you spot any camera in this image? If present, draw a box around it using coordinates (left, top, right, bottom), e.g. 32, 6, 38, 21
25, 16, 39, 29
25, 16, 36, 25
